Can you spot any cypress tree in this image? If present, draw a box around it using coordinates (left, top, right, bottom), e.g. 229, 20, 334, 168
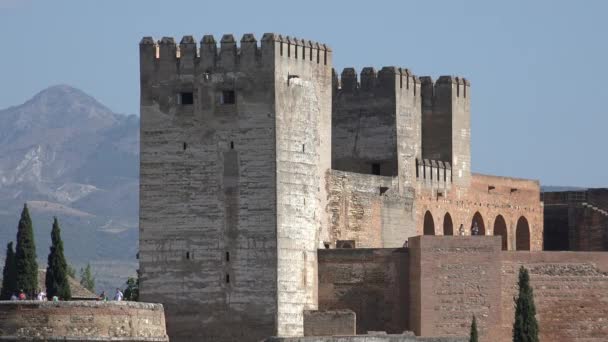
513, 266, 539, 342
14, 203, 38, 297
79, 263, 95, 292
45, 217, 71, 300
124, 270, 139, 301
0, 242, 17, 299
469, 315, 479, 342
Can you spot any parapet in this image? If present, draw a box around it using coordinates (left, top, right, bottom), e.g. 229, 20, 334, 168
333, 66, 420, 95
416, 158, 452, 187
420, 75, 470, 100
0, 301, 168, 341
139, 33, 332, 74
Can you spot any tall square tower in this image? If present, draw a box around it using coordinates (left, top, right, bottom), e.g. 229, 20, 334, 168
139, 33, 332, 342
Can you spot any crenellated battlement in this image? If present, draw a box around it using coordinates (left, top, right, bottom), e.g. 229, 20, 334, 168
420, 75, 470, 100
333, 67, 419, 95
139, 33, 332, 74
416, 158, 452, 188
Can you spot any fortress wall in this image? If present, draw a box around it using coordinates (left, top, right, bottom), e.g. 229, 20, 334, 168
408, 236, 503, 342
415, 173, 543, 251
408, 237, 608, 342
0, 301, 167, 341
274, 34, 333, 336
317, 248, 409, 334
327, 170, 415, 249
542, 189, 608, 251
500, 252, 608, 342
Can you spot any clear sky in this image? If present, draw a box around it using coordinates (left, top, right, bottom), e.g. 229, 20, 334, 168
0, 0, 606, 187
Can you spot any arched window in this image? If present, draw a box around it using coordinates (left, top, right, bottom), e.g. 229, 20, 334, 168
423, 211, 435, 235
494, 215, 508, 250
471, 212, 486, 236
516, 216, 531, 250
443, 213, 454, 236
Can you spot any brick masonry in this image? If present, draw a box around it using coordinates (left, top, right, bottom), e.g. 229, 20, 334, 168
318, 248, 409, 334
318, 236, 608, 342
0, 301, 167, 341
416, 174, 543, 251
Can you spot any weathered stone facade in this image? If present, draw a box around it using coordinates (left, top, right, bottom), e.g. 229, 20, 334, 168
138, 32, 544, 341
0, 301, 167, 341
139, 33, 331, 341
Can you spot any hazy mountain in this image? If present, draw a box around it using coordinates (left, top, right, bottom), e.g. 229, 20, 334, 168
0, 85, 139, 292
541, 186, 588, 192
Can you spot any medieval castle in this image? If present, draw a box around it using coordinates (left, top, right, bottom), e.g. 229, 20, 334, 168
138, 33, 608, 342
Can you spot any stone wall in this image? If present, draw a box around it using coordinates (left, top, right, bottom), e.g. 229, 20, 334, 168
0, 301, 167, 341
318, 248, 409, 334
139, 33, 332, 341
326, 170, 415, 248
408, 236, 502, 341
542, 189, 608, 251
500, 252, 608, 342
265, 335, 467, 342
416, 173, 543, 251
304, 310, 356, 337
420, 76, 470, 187
408, 236, 608, 342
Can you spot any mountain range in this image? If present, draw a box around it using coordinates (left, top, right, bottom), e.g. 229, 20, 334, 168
0, 85, 139, 292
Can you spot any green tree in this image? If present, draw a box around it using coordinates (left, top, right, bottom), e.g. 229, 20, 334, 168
513, 266, 539, 342
14, 204, 38, 297
469, 315, 478, 342
123, 271, 139, 301
45, 217, 71, 300
66, 264, 76, 279
79, 263, 95, 292
0, 242, 17, 299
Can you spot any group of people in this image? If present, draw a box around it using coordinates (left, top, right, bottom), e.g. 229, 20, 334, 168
9, 289, 59, 301
8, 288, 124, 302
98, 288, 123, 301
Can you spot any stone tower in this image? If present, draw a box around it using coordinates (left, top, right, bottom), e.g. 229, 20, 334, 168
420, 76, 471, 186
332, 66, 422, 193
138, 33, 332, 342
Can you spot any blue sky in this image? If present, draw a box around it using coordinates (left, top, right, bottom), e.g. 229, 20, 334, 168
0, 0, 606, 187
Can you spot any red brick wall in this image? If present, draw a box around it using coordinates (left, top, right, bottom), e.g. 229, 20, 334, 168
416, 173, 543, 251
408, 236, 503, 341
500, 252, 608, 342
318, 248, 409, 334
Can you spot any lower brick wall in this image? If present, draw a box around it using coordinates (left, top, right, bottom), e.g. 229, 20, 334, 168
304, 310, 356, 336
319, 237, 608, 342
318, 248, 409, 334
500, 252, 608, 342
408, 236, 503, 341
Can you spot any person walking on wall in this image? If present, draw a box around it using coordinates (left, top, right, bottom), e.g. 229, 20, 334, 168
114, 288, 123, 301
459, 224, 465, 236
